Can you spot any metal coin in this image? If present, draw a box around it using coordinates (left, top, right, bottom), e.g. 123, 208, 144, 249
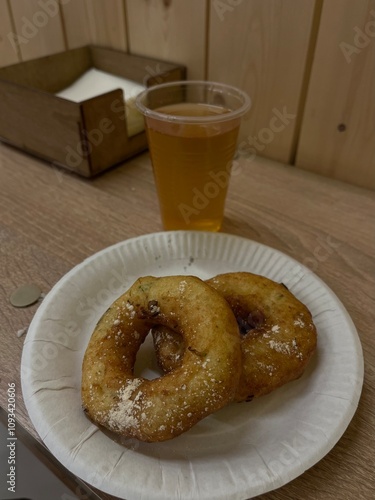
10, 284, 42, 308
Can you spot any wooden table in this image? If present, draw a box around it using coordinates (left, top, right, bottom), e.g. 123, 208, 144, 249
0, 142, 374, 500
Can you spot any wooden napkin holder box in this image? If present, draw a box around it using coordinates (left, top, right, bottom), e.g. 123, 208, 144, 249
0, 45, 186, 177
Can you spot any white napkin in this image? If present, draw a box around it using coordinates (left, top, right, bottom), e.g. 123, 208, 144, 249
56, 68, 146, 137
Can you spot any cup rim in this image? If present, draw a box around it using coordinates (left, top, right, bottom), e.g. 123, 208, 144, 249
135, 80, 251, 124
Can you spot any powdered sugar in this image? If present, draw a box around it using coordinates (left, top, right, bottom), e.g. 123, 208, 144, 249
125, 301, 136, 319
149, 302, 160, 315
201, 358, 211, 369
268, 338, 303, 359
294, 317, 305, 327
257, 361, 276, 377
269, 340, 291, 355
107, 379, 142, 431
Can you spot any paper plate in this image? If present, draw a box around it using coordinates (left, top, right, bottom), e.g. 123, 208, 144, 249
21, 231, 364, 500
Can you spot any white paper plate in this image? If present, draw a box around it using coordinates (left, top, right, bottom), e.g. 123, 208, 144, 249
21, 231, 364, 500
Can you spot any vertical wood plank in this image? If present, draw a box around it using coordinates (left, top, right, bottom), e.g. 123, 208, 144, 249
296, 0, 375, 189
60, 0, 91, 49
8, 0, 66, 61
208, 0, 316, 164
0, 0, 21, 66
126, 0, 206, 79
84, 0, 127, 51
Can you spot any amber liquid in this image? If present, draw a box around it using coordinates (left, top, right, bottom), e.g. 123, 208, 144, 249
145, 103, 240, 231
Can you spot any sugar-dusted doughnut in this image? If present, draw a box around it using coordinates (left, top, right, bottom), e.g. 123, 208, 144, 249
81, 275, 242, 442
153, 272, 317, 402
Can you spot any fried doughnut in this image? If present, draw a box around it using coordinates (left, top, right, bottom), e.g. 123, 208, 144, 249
153, 272, 317, 402
81, 275, 242, 442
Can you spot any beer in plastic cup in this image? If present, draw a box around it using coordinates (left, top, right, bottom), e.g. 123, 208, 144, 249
136, 81, 251, 231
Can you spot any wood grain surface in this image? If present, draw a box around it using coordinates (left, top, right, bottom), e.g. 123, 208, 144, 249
0, 141, 374, 499
58, 0, 129, 53
0, 0, 20, 67
126, 0, 207, 79
83, 0, 127, 51
8, 0, 66, 61
1, 0, 373, 189
60, 0, 91, 50
296, 0, 375, 189
208, 0, 316, 164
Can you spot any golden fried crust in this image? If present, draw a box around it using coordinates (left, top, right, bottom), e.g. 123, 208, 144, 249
153, 272, 317, 402
81, 275, 242, 442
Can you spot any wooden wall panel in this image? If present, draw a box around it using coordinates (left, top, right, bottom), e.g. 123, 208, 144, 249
0, 0, 372, 188
60, 0, 91, 49
126, 0, 206, 80
84, 0, 127, 51
8, 0, 66, 61
59, 0, 127, 52
0, 0, 20, 67
208, 0, 316, 164
296, 0, 375, 189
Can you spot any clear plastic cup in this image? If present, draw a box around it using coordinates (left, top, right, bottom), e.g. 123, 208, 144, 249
136, 81, 251, 231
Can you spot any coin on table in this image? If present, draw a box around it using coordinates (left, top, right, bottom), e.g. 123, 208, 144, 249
10, 284, 42, 308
